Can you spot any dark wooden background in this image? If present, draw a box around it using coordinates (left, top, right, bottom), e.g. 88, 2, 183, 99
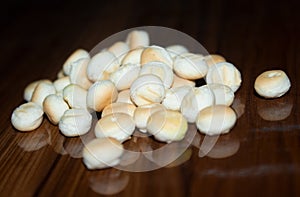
1, 0, 300, 196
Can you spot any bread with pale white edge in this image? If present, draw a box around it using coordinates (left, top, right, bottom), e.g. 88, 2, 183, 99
173, 53, 208, 80
31, 82, 56, 109
11, 102, 44, 132
87, 80, 118, 112
43, 94, 69, 125
63, 49, 90, 75
59, 108, 92, 137
82, 137, 124, 170
130, 74, 165, 106
139, 61, 174, 88
141, 45, 173, 68
101, 102, 136, 118
180, 85, 215, 123
95, 113, 135, 142
196, 105, 237, 136
133, 103, 165, 133
23, 79, 52, 102
206, 62, 242, 92
126, 30, 149, 50
87, 51, 120, 82
147, 110, 188, 143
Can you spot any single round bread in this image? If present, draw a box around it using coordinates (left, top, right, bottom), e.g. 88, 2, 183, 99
162, 86, 192, 110
139, 61, 174, 88
121, 48, 144, 65
206, 62, 242, 92
63, 84, 88, 110
59, 108, 92, 137
69, 58, 92, 89
11, 102, 44, 132
116, 89, 134, 104
109, 63, 140, 91
126, 30, 149, 50
83, 137, 124, 170
87, 80, 118, 112
254, 70, 291, 98
204, 54, 226, 67
147, 110, 188, 143
63, 49, 90, 75
196, 105, 237, 136
166, 45, 189, 58
140, 45, 173, 68
43, 94, 69, 124
101, 102, 136, 118
23, 79, 52, 102
95, 113, 135, 142
107, 41, 130, 60
130, 74, 165, 106
207, 83, 234, 106
133, 103, 165, 133
173, 53, 208, 80
31, 82, 56, 108
53, 76, 71, 93
87, 51, 120, 82
180, 85, 215, 123
171, 74, 195, 88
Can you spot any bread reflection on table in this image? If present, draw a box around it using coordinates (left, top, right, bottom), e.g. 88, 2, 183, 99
87, 168, 130, 195
256, 96, 293, 121
17, 121, 51, 152
191, 123, 240, 159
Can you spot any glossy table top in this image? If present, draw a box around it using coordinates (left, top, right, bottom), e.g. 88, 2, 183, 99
1, 0, 300, 196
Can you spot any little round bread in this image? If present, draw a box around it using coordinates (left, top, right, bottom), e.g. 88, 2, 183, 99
94, 113, 135, 142
63, 84, 88, 110
31, 82, 56, 108
63, 49, 90, 75
254, 70, 291, 98
147, 110, 188, 143
204, 54, 226, 67
121, 48, 144, 65
206, 62, 242, 92
107, 41, 130, 60
23, 79, 52, 102
87, 51, 120, 82
11, 102, 44, 132
82, 137, 124, 170
130, 74, 165, 106
140, 45, 173, 68
69, 58, 92, 90
162, 86, 192, 110
126, 30, 150, 50
101, 102, 136, 118
87, 80, 118, 112
109, 63, 140, 91
196, 105, 237, 136
53, 76, 71, 93
59, 108, 92, 137
166, 45, 189, 58
180, 85, 215, 123
207, 83, 234, 106
116, 89, 134, 104
173, 53, 208, 80
43, 94, 69, 125
133, 103, 165, 133
139, 61, 174, 88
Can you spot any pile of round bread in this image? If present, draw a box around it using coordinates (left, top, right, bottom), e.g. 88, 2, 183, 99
11, 30, 291, 170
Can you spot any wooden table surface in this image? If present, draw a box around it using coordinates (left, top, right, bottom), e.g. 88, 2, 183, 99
1, 0, 300, 196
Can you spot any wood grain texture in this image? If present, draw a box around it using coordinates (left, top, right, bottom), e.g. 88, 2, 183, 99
1, 0, 300, 196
